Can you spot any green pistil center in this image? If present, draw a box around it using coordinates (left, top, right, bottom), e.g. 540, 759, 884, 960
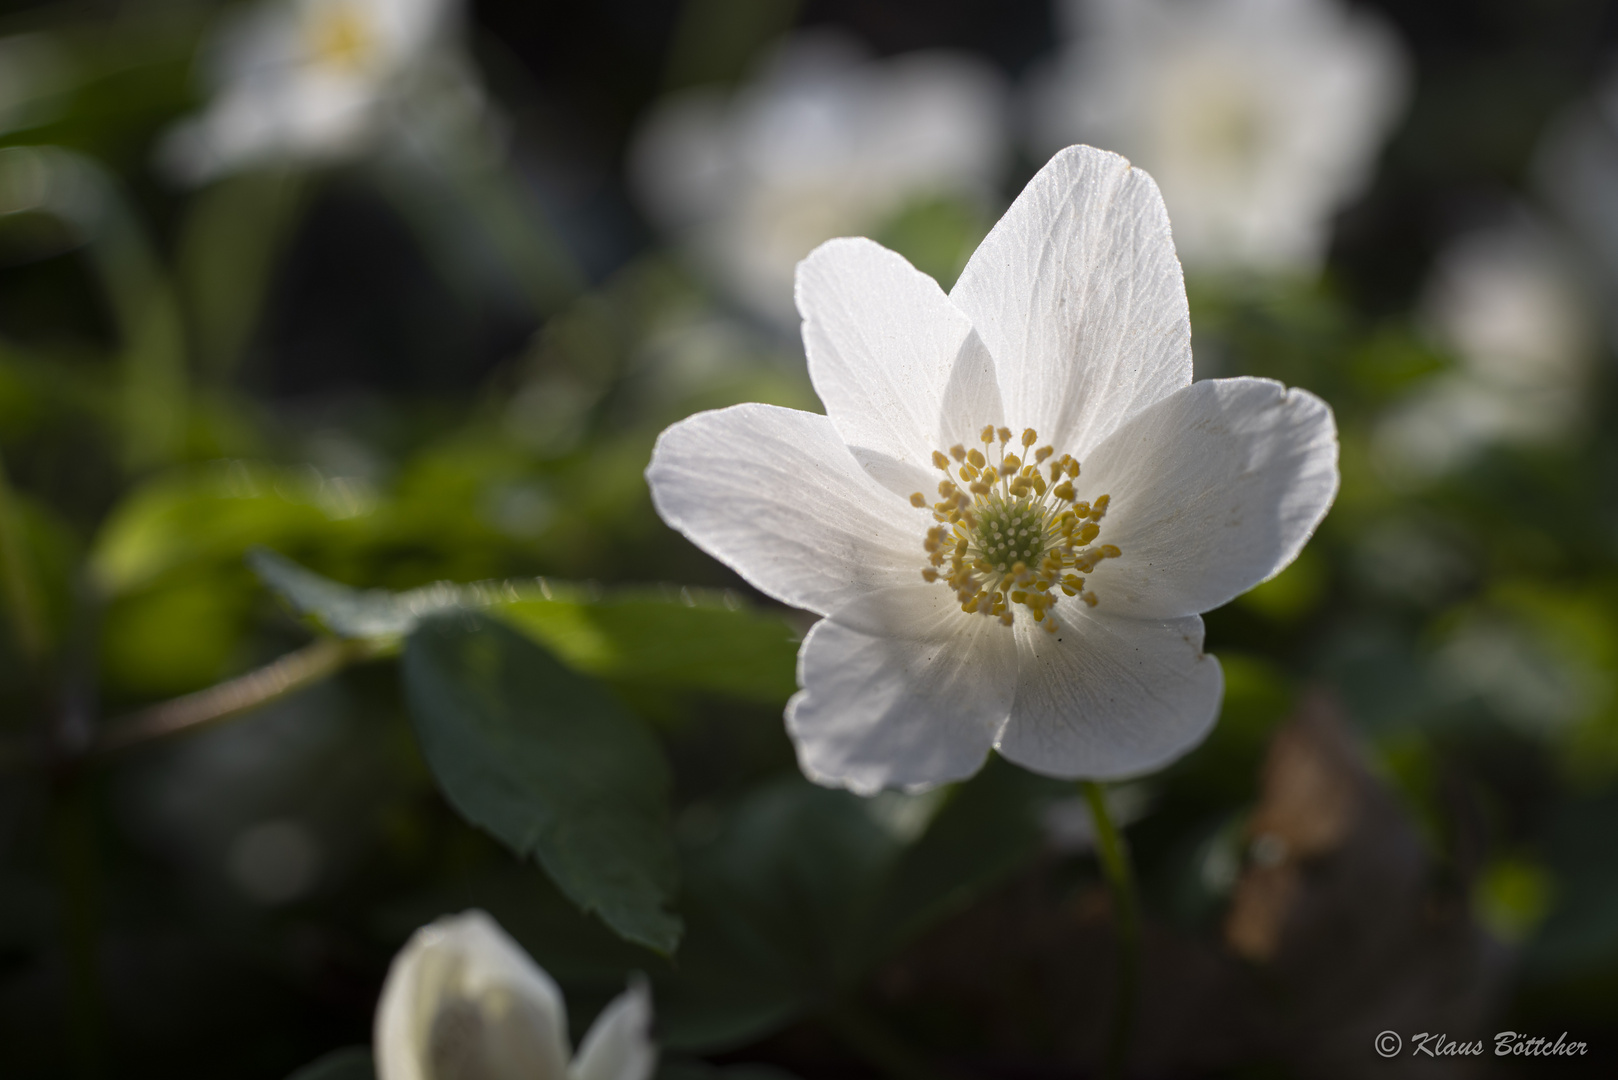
973, 498, 1049, 571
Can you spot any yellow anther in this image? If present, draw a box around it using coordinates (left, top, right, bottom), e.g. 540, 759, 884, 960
916, 429, 1118, 631
1100, 544, 1121, 558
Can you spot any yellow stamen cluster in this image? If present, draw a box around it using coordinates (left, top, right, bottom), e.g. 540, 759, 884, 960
911, 425, 1121, 635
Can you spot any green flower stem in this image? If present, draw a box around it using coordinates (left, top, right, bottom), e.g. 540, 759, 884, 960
1082, 780, 1140, 1080
0, 449, 45, 665
92, 636, 381, 755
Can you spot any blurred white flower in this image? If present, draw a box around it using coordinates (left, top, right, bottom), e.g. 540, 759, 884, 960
631, 31, 1009, 326
376, 910, 656, 1080
646, 146, 1339, 794
1028, 0, 1407, 274
159, 0, 479, 183
1536, 63, 1618, 338
1375, 218, 1593, 480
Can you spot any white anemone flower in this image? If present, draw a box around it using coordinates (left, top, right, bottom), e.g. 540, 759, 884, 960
645, 146, 1339, 794
630, 30, 1008, 327
159, 0, 467, 183
1027, 0, 1407, 275
376, 910, 656, 1080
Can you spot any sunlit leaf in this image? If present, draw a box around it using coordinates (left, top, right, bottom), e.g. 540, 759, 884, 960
494, 584, 799, 704
91, 462, 369, 594
248, 549, 800, 704
403, 610, 682, 954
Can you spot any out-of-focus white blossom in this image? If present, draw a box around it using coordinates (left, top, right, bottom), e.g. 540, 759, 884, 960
1028, 0, 1407, 274
1375, 218, 1593, 480
631, 31, 1009, 326
1536, 63, 1618, 339
376, 910, 655, 1080
159, 0, 480, 183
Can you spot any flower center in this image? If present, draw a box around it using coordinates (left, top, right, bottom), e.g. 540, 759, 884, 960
910, 425, 1121, 635
305, 3, 376, 74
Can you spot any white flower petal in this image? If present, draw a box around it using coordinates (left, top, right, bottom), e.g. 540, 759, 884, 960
797, 237, 1004, 488
786, 586, 1017, 794
646, 403, 922, 615
998, 613, 1222, 779
1081, 377, 1338, 619
570, 978, 657, 1080
949, 144, 1190, 457
376, 910, 571, 1080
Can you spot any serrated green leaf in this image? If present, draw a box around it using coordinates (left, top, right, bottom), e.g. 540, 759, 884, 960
403, 610, 682, 954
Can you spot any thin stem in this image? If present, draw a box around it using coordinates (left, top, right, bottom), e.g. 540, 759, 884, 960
93, 637, 374, 755
1082, 780, 1140, 1080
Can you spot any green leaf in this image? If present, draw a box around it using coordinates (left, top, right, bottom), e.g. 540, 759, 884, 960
285, 1047, 374, 1080
403, 610, 682, 954
660, 780, 896, 1052
247, 549, 800, 704
91, 462, 366, 595
864, 757, 1059, 959
493, 585, 799, 704
659, 767, 1056, 1054
248, 546, 443, 641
